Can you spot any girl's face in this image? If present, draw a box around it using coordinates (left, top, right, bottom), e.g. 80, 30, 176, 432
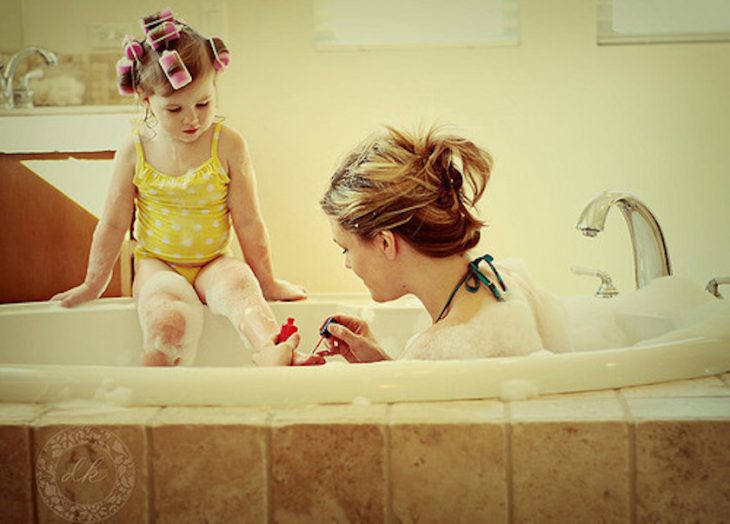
145, 72, 216, 143
329, 218, 402, 303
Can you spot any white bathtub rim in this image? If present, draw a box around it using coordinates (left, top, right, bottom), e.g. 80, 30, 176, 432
1, 335, 727, 407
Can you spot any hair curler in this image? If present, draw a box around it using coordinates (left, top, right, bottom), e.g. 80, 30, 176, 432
141, 8, 174, 34
209, 37, 230, 72
123, 35, 144, 61
116, 58, 135, 95
147, 21, 180, 51
158, 50, 192, 90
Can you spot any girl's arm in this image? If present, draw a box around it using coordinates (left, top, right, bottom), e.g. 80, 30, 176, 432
52, 139, 137, 306
223, 127, 305, 301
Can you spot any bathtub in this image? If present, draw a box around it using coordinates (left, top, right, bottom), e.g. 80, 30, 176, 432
1, 284, 729, 407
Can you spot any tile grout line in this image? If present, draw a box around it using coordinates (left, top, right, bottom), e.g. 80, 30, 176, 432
385, 403, 393, 524
145, 420, 155, 524
28, 408, 49, 524
146, 407, 167, 524
28, 424, 39, 524
504, 401, 514, 524
616, 390, 637, 524
265, 411, 274, 524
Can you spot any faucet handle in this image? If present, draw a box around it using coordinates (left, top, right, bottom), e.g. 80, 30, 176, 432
21, 68, 44, 89
571, 266, 619, 298
706, 276, 729, 299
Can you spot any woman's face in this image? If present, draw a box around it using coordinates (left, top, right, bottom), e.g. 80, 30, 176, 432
144, 71, 216, 144
329, 218, 402, 302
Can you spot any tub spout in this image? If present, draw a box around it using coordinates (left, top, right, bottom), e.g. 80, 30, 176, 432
576, 191, 672, 289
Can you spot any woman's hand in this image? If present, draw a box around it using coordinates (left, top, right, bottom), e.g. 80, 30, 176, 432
320, 314, 389, 363
51, 282, 104, 308
262, 278, 306, 302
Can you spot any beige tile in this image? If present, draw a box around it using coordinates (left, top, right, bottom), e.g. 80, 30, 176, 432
0, 404, 45, 524
150, 407, 268, 524
620, 376, 730, 398
391, 419, 507, 523
37, 401, 159, 425
635, 419, 730, 522
271, 403, 387, 424
152, 406, 268, 425
32, 405, 157, 524
538, 389, 619, 400
626, 397, 730, 420
510, 396, 625, 422
390, 400, 504, 423
511, 421, 630, 523
270, 405, 387, 523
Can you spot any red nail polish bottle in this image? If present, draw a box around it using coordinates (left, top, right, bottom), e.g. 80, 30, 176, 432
276, 318, 298, 343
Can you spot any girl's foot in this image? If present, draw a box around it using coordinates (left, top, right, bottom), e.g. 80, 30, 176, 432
251, 333, 300, 366
291, 351, 326, 366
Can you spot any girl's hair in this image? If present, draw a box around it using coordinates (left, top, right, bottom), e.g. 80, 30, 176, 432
118, 22, 229, 97
320, 126, 493, 258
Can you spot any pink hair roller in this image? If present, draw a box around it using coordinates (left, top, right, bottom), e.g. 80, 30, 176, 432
159, 50, 192, 90
141, 8, 174, 34
209, 37, 230, 72
116, 58, 134, 95
148, 21, 180, 51
123, 35, 144, 61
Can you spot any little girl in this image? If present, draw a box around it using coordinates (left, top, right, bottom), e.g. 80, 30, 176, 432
53, 9, 304, 366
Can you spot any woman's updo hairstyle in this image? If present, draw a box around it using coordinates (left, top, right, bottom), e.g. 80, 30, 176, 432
321, 126, 493, 257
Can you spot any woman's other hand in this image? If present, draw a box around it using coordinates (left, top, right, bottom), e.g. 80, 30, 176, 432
321, 314, 389, 363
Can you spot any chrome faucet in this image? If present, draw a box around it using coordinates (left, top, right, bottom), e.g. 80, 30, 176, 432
0, 47, 58, 109
576, 191, 672, 289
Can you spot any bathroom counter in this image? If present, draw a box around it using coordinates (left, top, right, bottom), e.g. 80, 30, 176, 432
0, 105, 139, 153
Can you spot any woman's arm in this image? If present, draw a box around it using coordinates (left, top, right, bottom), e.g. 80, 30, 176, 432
52, 139, 137, 306
222, 127, 305, 301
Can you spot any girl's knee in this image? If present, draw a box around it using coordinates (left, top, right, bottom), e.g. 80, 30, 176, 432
147, 303, 187, 346
137, 272, 204, 366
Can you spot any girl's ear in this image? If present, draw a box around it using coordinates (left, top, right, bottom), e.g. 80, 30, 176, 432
377, 230, 398, 260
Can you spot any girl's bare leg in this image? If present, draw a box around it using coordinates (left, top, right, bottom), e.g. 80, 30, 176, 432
194, 256, 296, 366
133, 258, 205, 366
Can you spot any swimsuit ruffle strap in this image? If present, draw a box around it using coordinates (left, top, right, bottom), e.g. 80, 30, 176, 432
132, 131, 145, 164
211, 121, 223, 160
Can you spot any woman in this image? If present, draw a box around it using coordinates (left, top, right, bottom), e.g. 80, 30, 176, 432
318, 126, 572, 362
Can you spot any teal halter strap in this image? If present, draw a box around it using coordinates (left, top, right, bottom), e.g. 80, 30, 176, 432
435, 254, 508, 323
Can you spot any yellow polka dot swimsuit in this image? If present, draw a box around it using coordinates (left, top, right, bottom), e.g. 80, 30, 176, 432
132, 122, 231, 284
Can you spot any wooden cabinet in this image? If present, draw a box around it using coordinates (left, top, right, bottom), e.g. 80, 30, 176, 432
0, 152, 129, 303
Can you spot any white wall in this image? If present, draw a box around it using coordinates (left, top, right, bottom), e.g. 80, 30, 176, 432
10, 0, 730, 297
0, 0, 23, 52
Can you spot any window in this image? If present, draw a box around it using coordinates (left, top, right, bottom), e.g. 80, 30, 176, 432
313, 0, 520, 49
598, 0, 730, 45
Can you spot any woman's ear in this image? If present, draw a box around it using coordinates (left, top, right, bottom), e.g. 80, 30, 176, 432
377, 230, 398, 260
